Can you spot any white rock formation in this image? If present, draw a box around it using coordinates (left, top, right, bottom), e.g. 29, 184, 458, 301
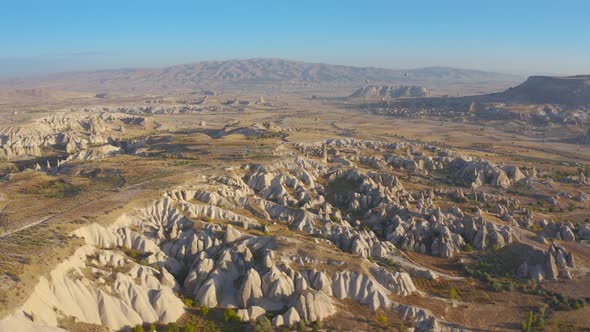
0, 245, 184, 331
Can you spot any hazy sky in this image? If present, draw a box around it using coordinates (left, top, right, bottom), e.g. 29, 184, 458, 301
1, 0, 589, 77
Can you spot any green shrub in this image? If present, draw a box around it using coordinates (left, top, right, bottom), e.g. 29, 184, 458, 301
182, 298, 193, 307
296, 320, 306, 332
377, 313, 388, 324
450, 287, 459, 300
491, 281, 503, 292
400, 322, 409, 332
521, 311, 533, 332
149, 324, 156, 332
165, 322, 179, 332
254, 317, 272, 332
573, 299, 585, 310
200, 305, 210, 316
184, 322, 196, 332
505, 282, 515, 292
132, 325, 145, 332
224, 308, 241, 323
463, 243, 473, 252
311, 320, 322, 332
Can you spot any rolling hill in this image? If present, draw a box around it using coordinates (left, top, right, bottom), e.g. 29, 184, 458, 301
490, 75, 590, 105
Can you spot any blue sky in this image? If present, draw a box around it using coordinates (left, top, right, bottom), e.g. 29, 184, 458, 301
1, 0, 589, 77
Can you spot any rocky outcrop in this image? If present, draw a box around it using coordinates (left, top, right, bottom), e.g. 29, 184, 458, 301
350, 85, 430, 100
385, 209, 514, 258
67, 144, 122, 161
331, 271, 391, 310
236, 306, 266, 322
5, 138, 517, 331
0, 245, 184, 331
540, 221, 577, 242
517, 244, 574, 281
272, 307, 301, 327
294, 290, 335, 322
578, 223, 590, 240
372, 267, 417, 296
240, 269, 264, 307
0, 112, 142, 160
451, 160, 514, 188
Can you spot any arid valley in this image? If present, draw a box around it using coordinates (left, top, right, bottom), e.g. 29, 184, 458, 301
0, 57, 589, 332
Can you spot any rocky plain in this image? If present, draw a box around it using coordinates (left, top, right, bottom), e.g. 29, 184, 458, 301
0, 59, 589, 332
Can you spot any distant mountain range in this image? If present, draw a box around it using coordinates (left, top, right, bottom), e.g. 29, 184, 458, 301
0, 58, 523, 94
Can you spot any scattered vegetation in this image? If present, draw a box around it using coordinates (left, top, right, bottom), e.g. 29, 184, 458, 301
400, 322, 409, 332
184, 322, 196, 332
132, 325, 145, 332
462, 243, 473, 252
253, 316, 272, 332
120, 246, 151, 266
165, 322, 179, 332
376, 312, 388, 325
463, 254, 515, 291
21, 179, 82, 198
223, 308, 241, 323
521, 305, 548, 332
223, 308, 242, 331
521, 311, 534, 332
491, 280, 503, 292
296, 320, 306, 332
450, 286, 459, 300
246, 131, 284, 140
